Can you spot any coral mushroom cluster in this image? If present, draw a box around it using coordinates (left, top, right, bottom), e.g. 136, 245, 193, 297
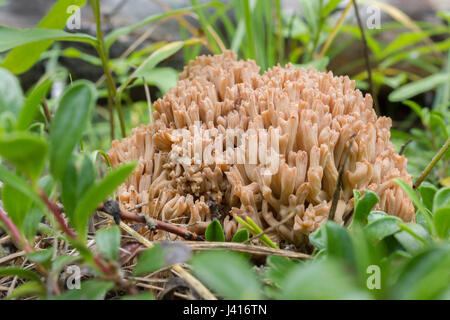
107, 51, 414, 246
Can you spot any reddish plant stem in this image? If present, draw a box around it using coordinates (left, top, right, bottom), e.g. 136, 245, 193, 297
98, 202, 204, 241
0, 208, 33, 253
40, 191, 77, 239
40, 192, 113, 276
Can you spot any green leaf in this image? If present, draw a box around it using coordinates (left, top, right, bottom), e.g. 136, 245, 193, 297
0, 132, 48, 180
264, 255, 299, 287
1, 183, 32, 229
394, 178, 434, 234
131, 41, 185, 81
142, 67, 178, 95
54, 280, 114, 300
2, 0, 88, 74
418, 181, 438, 211
133, 245, 165, 276
365, 215, 402, 241
22, 205, 45, 241
389, 73, 448, 102
27, 247, 55, 268
6, 281, 46, 300
133, 243, 191, 276
325, 221, 355, 264
309, 225, 327, 250
0, 26, 97, 53
353, 190, 379, 225
0, 67, 24, 117
77, 155, 95, 199
394, 224, 430, 252
278, 259, 367, 299
231, 229, 249, 243
433, 187, 450, 211
0, 164, 46, 211
49, 80, 96, 179
205, 219, 225, 242
0, 267, 42, 282
17, 78, 52, 130
391, 246, 450, 299
190, 250, 262, 299
61, 157, 78, 219
295, 57, 330, 71
73, 162, 136, 240
95, 226, 120, 261
434, 207, 450, 239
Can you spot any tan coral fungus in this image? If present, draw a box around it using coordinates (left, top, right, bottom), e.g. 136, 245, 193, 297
107, 51, 414, 247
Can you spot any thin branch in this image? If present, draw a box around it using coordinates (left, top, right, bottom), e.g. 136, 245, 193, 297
414, 137, 450, 188
352, 0, 380, 115
0, 208, 32, 253
399, 138, 412, 155
98, 201, 204, 241
329, 134, 357, 221
100, 212, 217, 300
40, 191, 76, 239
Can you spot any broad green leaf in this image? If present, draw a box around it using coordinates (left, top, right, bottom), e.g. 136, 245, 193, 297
325, 221, 355, 264
205, 219, 225, 242
367, 211, 389, 224
77, 155, 95, 199
17, 78, 52, 130
74, 162, 136, 240
6, 281, 46, 300
0, 67, 24, 117
418, 181, 438, 211
143, 67, 178, 95
353, 190, 379, 225
394, 224, 430, 252
231, 229, 249, 243
27, 247, 55, 269
22, 205, 45, 241
434, 207, 450, 239
133, 245, 165, 276
389, 73, 448, 102
433, 187, 450, 211
1, 184, 32, 229
0, 132, 48, 180
95, 226, 120, 261
49, 81, 96, 179
0, 26, 97, 53
190, 250, 262, 299
394, 178, 432, 227
61, 157, 78, 219
278, 259, 367, 299
309, 225, 327, 250
134, 243, 191, 276
0, 164, 46, 211
264, 255, 299, 287
2, 0, 88, 74
365, 215, 402, 241
0, 267, 42, 282
391, 246, 450, 299
54, 280, 114, 300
